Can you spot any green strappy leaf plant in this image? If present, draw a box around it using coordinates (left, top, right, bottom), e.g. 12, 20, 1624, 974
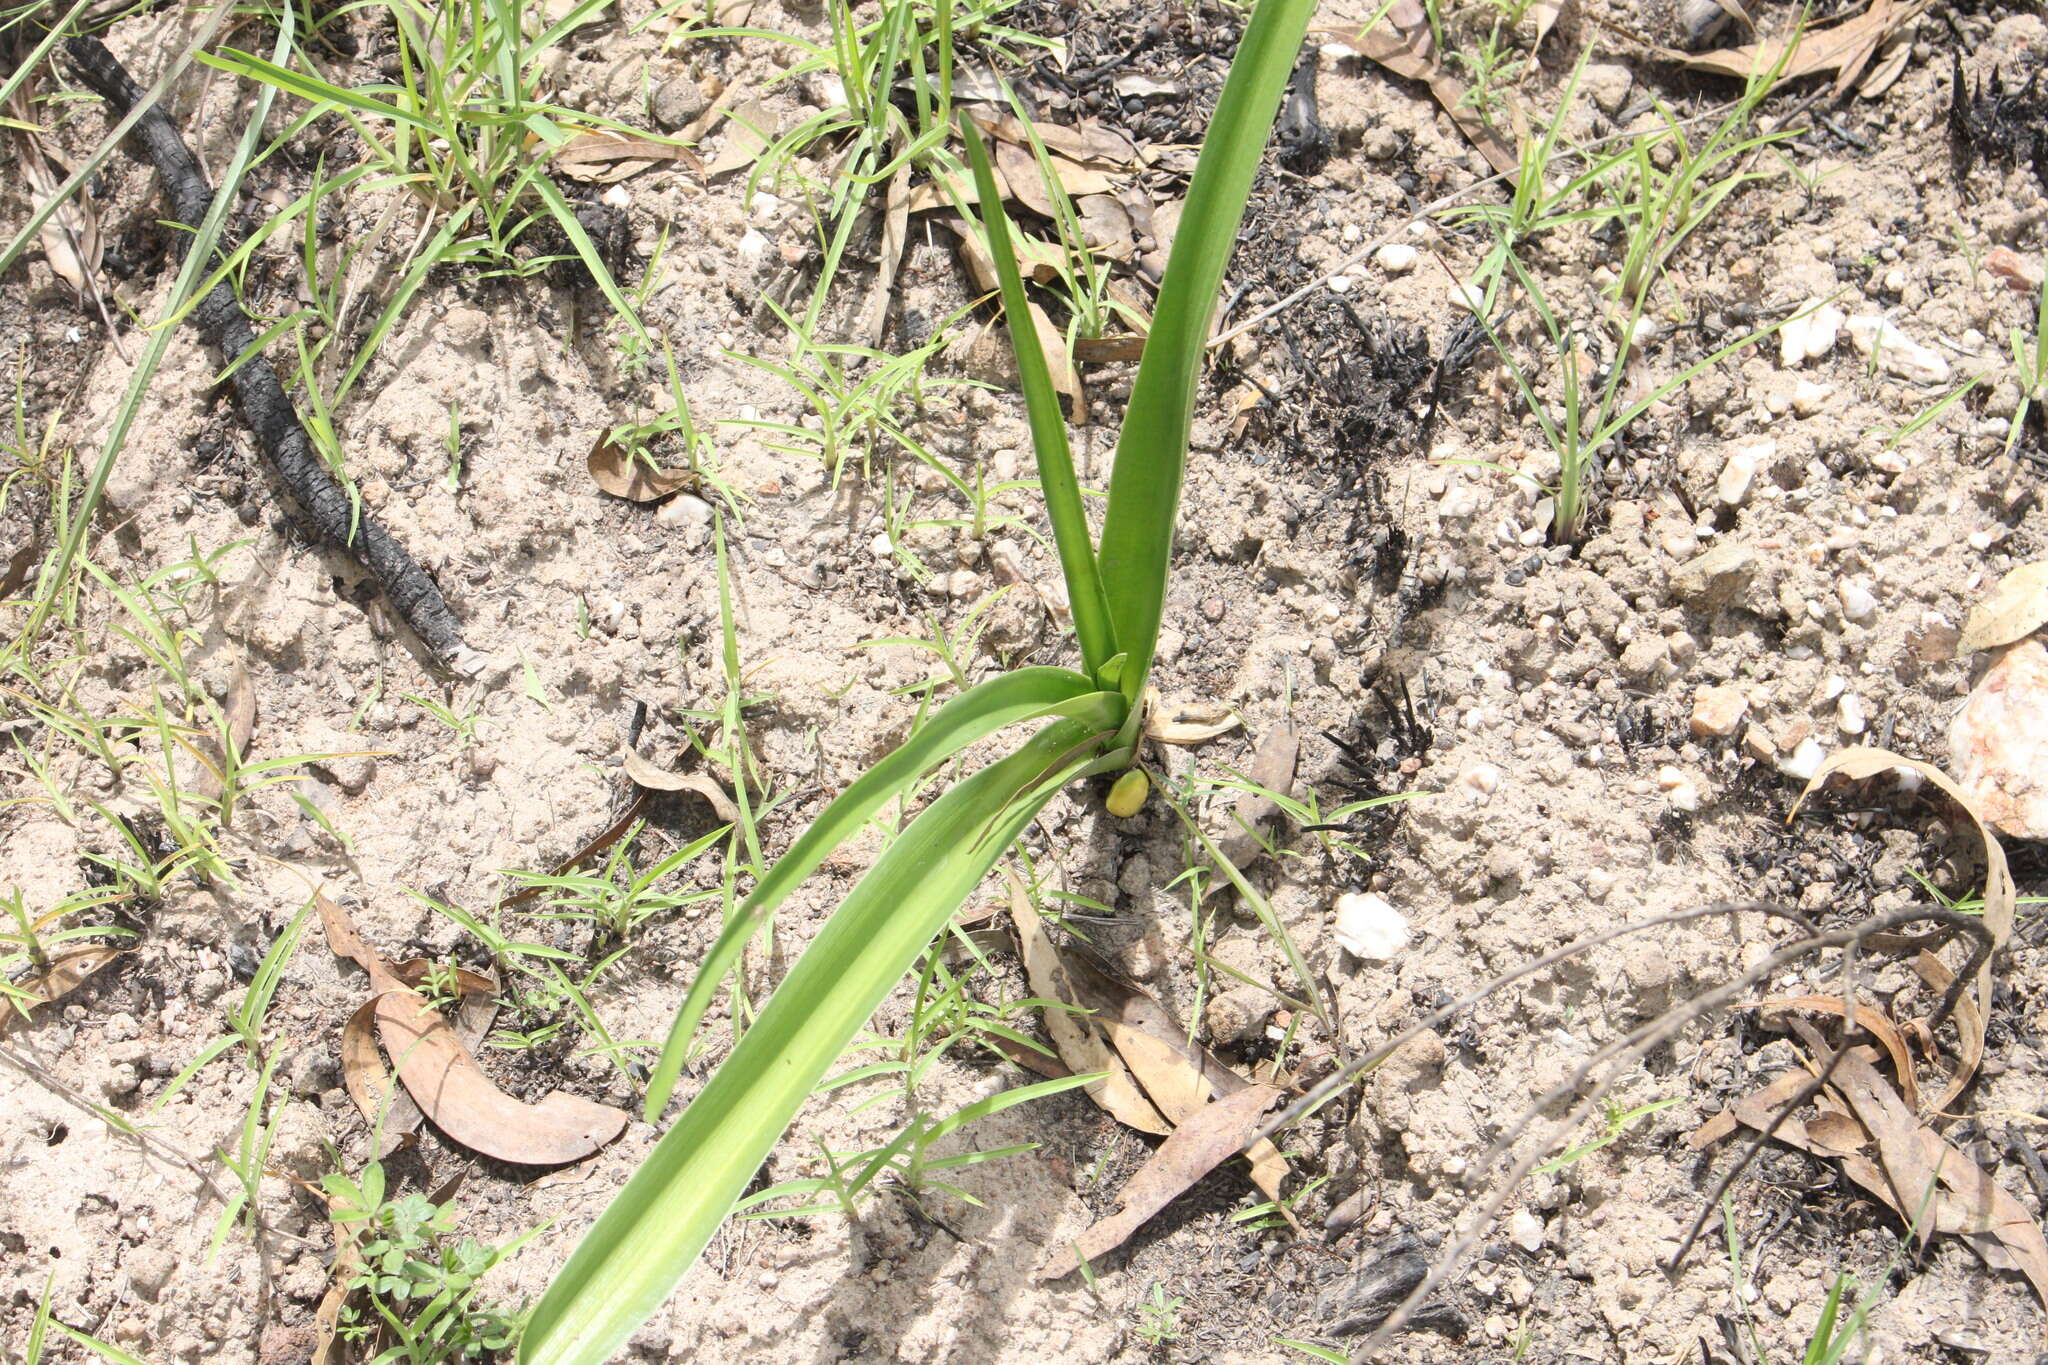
518, 3, 1316, 1360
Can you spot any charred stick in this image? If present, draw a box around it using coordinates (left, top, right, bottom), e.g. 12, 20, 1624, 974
65, 35, 467, 666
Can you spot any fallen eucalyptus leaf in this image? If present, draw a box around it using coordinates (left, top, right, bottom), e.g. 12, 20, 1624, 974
1958, 560, 2048, 653
587, 431, 696, 503
622, 750, 741, 824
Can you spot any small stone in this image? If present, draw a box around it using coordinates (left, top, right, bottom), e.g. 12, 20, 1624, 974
1717, 442, 1769, 508
1845, 315, 1951, 385
945, 569, 980, 600
1986, 246, 2045, 294
1508, 1208, 1545, 1254
1949, 638, 2048, 839
1658, 765, 1700, 812
1790, 379, 1831, 417
1458, 763, 1501, 803
1328, 274, 1354, 294
124, 1247, 176, 1302
1690, 684, 1749, 737
655, 492, 714, 549
1779, 300, 1843, 367
737, 228, 771, 267
1334, 892, 1410, 961
1375, 242, 1418, 274
1837, 693, 1868, 735
1201, 596, 1227, 622
309, 737, 375, 795
1583, 63, 1633, 116
1779, 736, 1828, 782
1671, 541, 1757, 613
1836, 580, 1878, 624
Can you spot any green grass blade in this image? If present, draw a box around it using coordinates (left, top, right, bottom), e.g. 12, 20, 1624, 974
958, 117, 1116, 678
1094, 0, 1313, 694
640, 666, 1114, 1117
523, 718, 1110, 1365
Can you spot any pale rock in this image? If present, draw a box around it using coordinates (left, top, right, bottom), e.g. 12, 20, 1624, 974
1375, 242, 1418, 274
1689, 684, 1748, 737
1458, 763, 1501, 803
1846, 315, 1951, 384
1717, 442, 1770, 508
1779, 300, 1843, 367
655, 492, 714, 549
1334, 892, 1410, 961
1328, 274, 1354, 294
1949, 638, 2048, 840
1837, 693, 1868, 735
946, 569, 980, 600
1657, 765, 1700, 811
1837, 579, 1878, 624
1449, 281, 1487, 313
736, 228, 771, 267
1671, 541, 1757, 612
1986, 245, 2045, 294
1779, 736, 1828, 782
600, 183, 631, 210
1508, 1208, 1545, 1254
1204, 986, 1269, 1045
989, 539, 1029, 586
1791, 379, 1831, 416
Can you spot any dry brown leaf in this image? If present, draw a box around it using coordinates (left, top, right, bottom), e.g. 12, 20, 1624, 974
993, 138, 1118, 221
1036, 1083, 1282, 1278
1006, 871, 1290, 1208
982, 113, 1141, 170
1313, 5, 1519, 176
1734, 994, 1918, 1111
310, 1205, 361, 1365
1818, 1038, 2048, 1301
948, 221, 1085, 417
704, 98, 771, 178
1649, 0, 1929, 98
859, 164, 912, 348
342, 959, 499, 1155
2, 946, 128, 1034
374, 990, 627, 1164
1073, 194, 1135, 259
622, 749, 741, 824
191, 662, 256, 804
1910, 949, 1986, 1121
10, 89, 102, 293
587, 430, 696, 503
1007, 869, 1170, 1135
320, 892, 627, 1164
1, 541, 38, 598
1856, 32, 1913, 97
1530, 0, 1564, 45
1959, 561, 2048, 653
1214, 720, 1300, 871
1804, 1109, 1870, 1155
553, 132, 703, 184
1144, 691, 1242, 745
1794, 746, 2011, 1112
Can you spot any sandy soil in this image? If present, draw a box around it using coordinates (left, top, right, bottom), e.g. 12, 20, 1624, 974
3, 0, 2046, 1361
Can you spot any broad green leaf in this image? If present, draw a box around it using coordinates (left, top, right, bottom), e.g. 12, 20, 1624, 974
642, 666, 1117, 1116
1094, 0, 1315, 697
523, 717, 1111, 1365
958, 118, 1116, 679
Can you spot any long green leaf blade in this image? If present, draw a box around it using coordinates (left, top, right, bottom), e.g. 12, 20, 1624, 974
641, 667, 1116, 1116
1093, 0, 1314, 693
957, 117, 1116, 678
523, 718, 1111, 1365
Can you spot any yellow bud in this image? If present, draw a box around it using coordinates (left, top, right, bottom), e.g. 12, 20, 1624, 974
1106, 769, 1149, 818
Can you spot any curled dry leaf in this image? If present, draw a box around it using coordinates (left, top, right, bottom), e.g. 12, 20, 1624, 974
1144, 691, 1242, 745
552, 132, 704, 185
1647, 0, 1930, 98
1794, 746, 2011, 1115
622, 749, 742, 824
703, 98, 771, 179
1214, 719, 1300, 872
341, 959, 499, 1156
319, 891, 627, 1165
9, 86, 103, 293
1733, 994, 1917, 1111
1007, 869, 1169, 1135
1958, 560, 2048, 653
1313, 4, 1518, 176
947, 221, 1085, 416
1036, 1083, 1282, 1279
191, 661, 256, 803
2, 946, 128, 1034
373, 991, 627, 1164
992, 138, 1119, 221
587, 431, 696, 503
858, 164, 912, 348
